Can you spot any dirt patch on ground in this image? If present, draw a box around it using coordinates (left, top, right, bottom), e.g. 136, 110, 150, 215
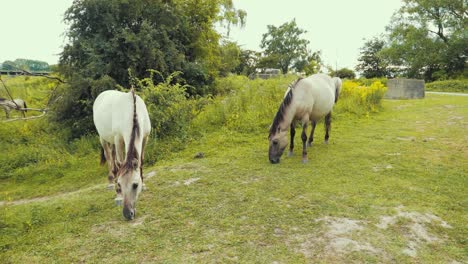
376, 205, 452, 257
162, 163, 207, 173
290, 206, 454, 262
291, 217, 383, 262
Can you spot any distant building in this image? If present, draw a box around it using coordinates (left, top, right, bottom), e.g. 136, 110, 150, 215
250, 68, 281, 79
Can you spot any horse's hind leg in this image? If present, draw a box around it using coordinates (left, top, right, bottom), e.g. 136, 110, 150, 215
324, 112, 332, 144
288, 122, 296, 157
301, 123, 308, 163
307, 120, 317, 147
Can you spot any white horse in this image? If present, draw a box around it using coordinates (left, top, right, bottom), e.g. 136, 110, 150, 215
268, 74, 342, 163
93, 88, 151, 220
0, 98, 27, 118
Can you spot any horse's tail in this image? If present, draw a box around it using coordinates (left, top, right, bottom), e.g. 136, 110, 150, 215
333, 77, 342, 103
124, 87, 140, 169
100, 147, 106, 165
23, 101, 27, 112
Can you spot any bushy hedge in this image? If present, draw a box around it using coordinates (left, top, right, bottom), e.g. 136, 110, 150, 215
425, 79, 468, 93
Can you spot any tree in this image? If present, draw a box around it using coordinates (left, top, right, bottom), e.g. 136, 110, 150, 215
355, 37, 390, 78
296, 51, 323, 75
218, 41, 241, 77
260, 19, 311, 74
1, 59, 50, 72
235, 49, 260, 76
332, 68, 356, 79
381, 0, 467, 80
56, 0, 246, 138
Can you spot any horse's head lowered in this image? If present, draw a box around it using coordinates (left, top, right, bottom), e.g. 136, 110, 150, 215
116, 157, 142, 220
268, 85, 295, 164
269, 125, 289, 164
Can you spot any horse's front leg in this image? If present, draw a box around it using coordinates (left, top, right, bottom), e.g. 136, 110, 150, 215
113, 136, 124, 206
301, 122, 308, 163
100, 139, 116, 190
307, 120, 317, 147
288, 122, 296, 157
324, 112, 332, 144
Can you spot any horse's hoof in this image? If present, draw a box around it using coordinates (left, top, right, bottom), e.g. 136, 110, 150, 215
288, 151, 294, 157
307, 143, 312, 147
107, 183, 115, 190
302, 159, 308, 164
115, 197, 123, 206
324, 140, 329, 144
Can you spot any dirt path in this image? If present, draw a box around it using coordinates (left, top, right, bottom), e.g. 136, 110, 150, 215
0, 170, 157, 207
426, 91, 468, 96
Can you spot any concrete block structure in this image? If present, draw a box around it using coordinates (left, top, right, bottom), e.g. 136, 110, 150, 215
385, 79, 425, 99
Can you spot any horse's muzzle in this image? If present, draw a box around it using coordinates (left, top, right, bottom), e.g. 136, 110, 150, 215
123, 207, 135, 220
269, 158, 280, 164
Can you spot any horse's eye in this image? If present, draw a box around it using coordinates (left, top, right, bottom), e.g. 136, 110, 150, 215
132, 183, 139, 190
273, 140, 279, 146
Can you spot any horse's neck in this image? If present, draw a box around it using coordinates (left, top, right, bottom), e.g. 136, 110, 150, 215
280, 106, 297, 130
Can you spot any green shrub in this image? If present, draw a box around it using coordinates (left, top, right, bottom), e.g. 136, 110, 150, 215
425, 79, 468, 93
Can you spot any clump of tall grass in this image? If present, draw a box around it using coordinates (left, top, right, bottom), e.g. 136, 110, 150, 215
192, 75, 297, 134
192, 75, 387, 134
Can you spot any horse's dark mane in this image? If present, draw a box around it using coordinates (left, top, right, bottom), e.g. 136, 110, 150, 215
123, 88, 140, 171
269, 78, 303, 136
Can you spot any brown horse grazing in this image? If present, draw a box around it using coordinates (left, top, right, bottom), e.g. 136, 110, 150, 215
0, 98, 27, 118
268, 74, 342, 164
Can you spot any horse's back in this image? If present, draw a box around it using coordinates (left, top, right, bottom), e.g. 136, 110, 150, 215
93, 90, 150, 143
294, 74, 335, 120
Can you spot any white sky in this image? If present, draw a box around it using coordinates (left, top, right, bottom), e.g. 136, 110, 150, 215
228, 0, 403, 70
0, 0, 73, 65
0, 0, 403, 70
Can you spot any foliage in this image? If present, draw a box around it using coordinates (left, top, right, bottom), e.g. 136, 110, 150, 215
235, 49, 260, 76
381, 0, 467, 80
135, 71, 195, 140
299, 51, 323, 76
218, 41, 241, 77
50, 75, 116, 138
0, 79, 105, 201
425, 79, 468, 92
332, 68, 356, 79
260, 19, 313, 74
0, 76, 58, 109
1, 59, 50, 72
336, 80, 388, 115
194, 76, 388, 135
193, 75, 295, 134
355, 37, 390, 78
57, 0, 246, 138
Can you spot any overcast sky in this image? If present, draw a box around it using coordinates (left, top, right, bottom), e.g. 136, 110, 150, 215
228, 0, 403, 70
0, 0, 403, 70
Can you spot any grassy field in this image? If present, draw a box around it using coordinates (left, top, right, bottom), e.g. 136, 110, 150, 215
1, 91, 466, 263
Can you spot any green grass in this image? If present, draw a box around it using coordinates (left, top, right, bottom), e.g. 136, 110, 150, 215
1, 93, 466, 263
0, 76, 106, 201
